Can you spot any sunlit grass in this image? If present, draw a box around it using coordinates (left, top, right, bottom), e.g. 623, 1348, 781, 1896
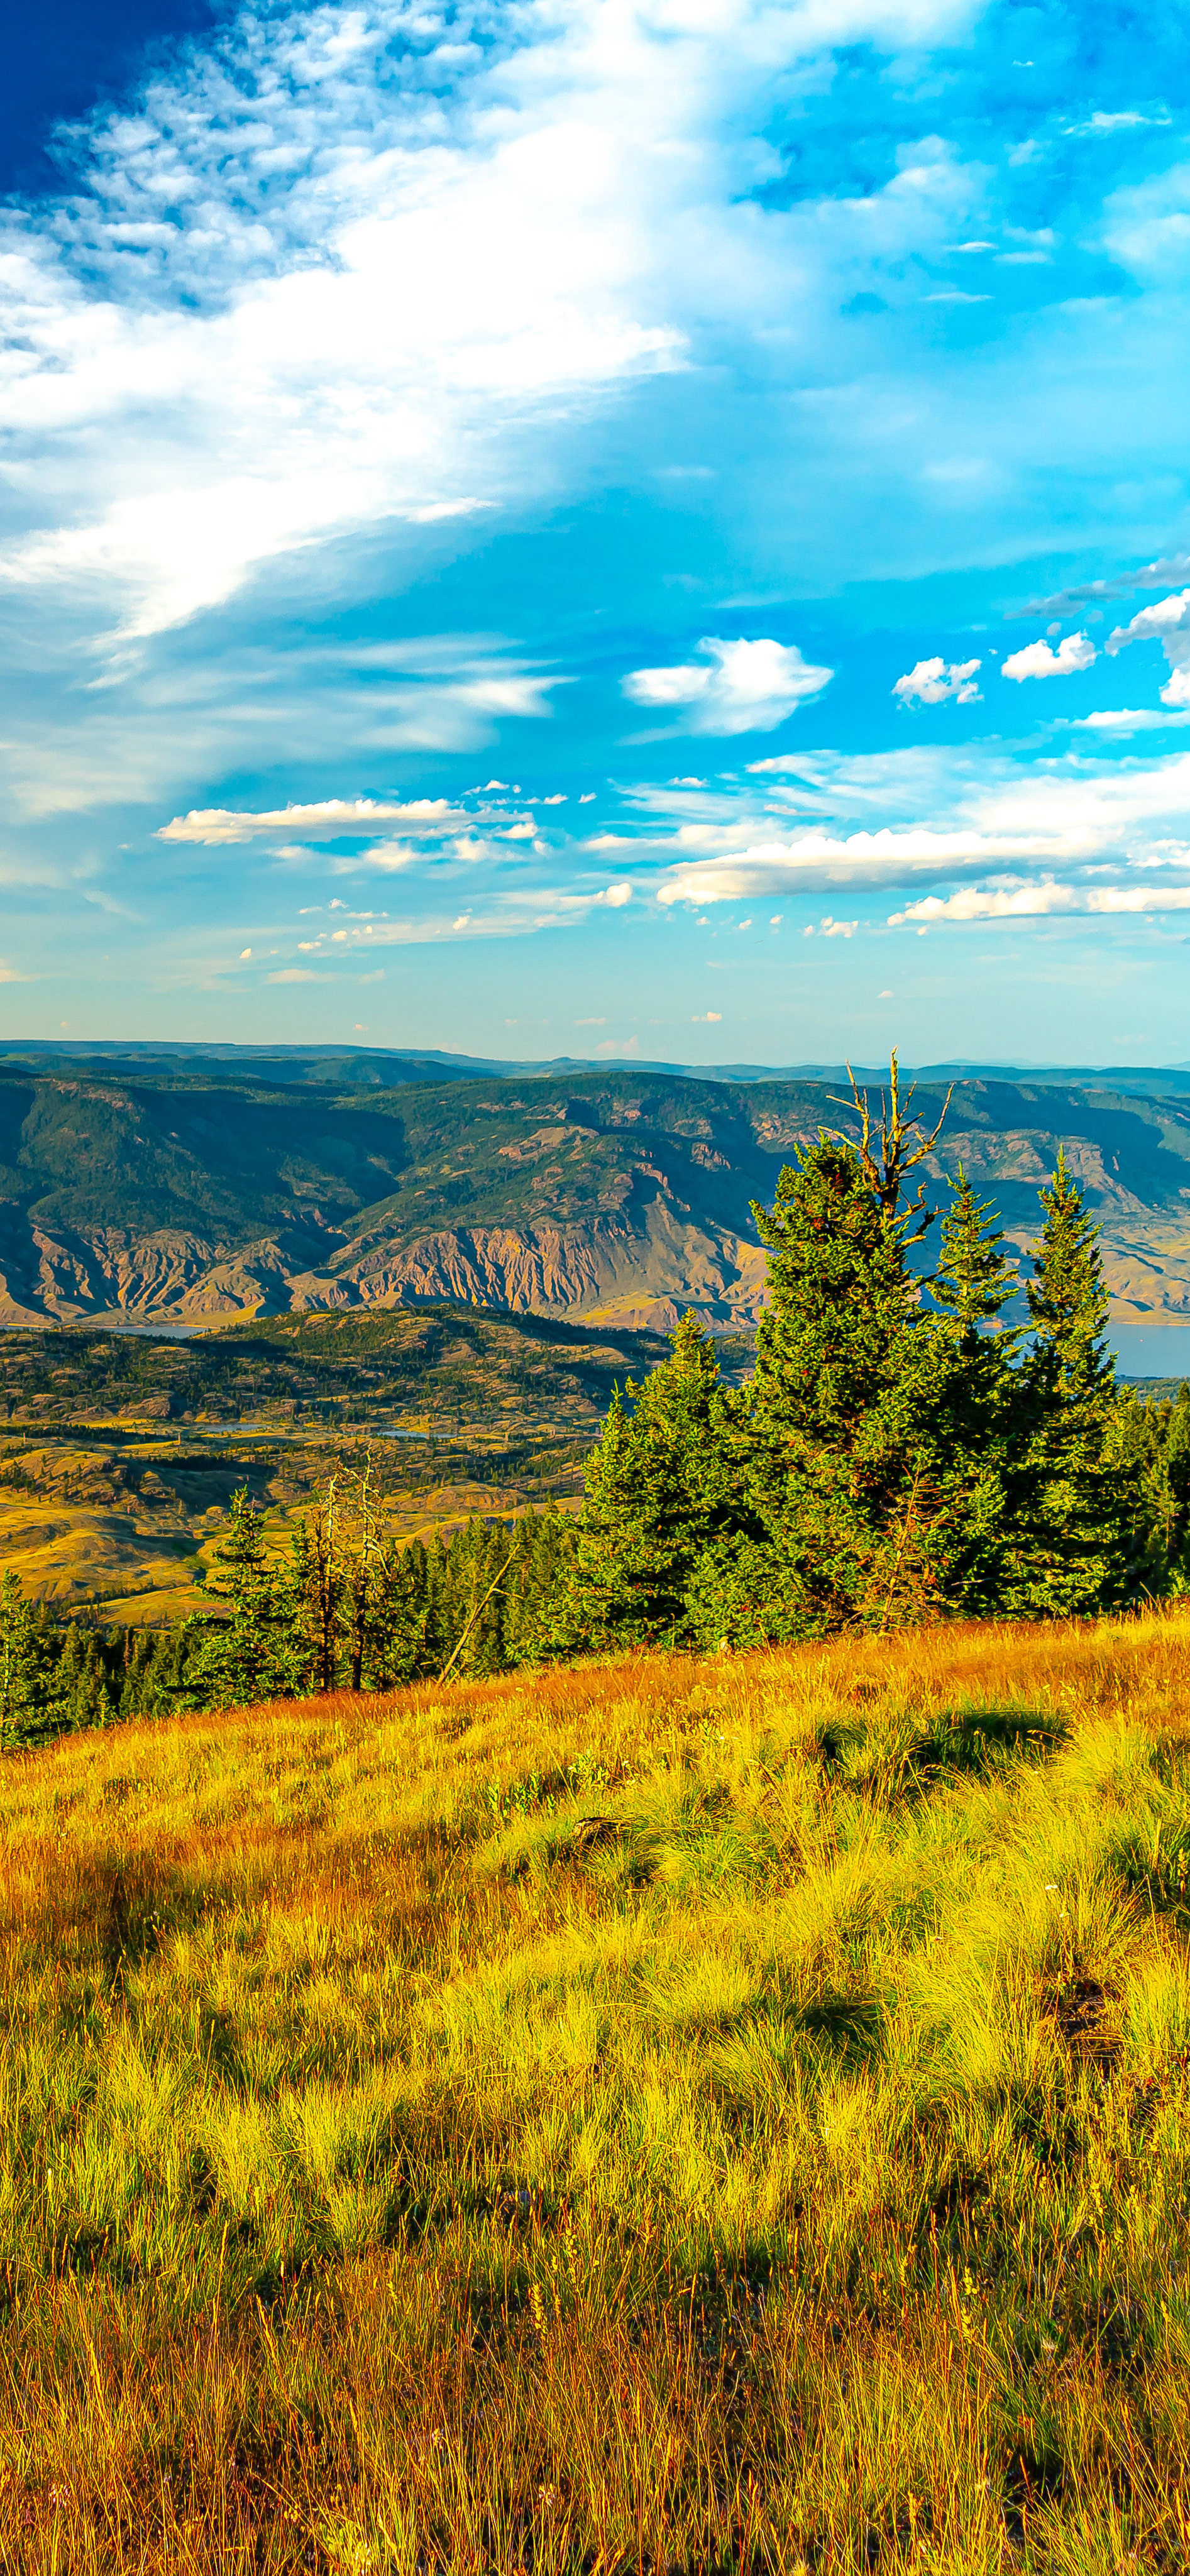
3, 1612, 1190, 2568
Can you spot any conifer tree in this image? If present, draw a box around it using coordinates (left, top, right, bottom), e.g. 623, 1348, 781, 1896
1162, 1384, 1190, 1579
0, 1571, 49, 1745
183, 1487, 309, 1707
566, 1309, 737, 1649
1022, 1150, 1140, 1613
1027, 1148, 1113, 1402
932, 1165, 1021, 1345
710, 1062, 956, 1639
920, 1166, 1037, 1615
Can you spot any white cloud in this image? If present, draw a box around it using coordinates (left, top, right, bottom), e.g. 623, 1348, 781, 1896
692, 1010, 723, 1021
890, 879, 1190, 924
1105, 590, 1190, 705
893, 656, 981, 706
651, 745, 1190, 900
0, 0, 979, 651
1101, 160, 1190, 282
1001, 632, 1098, 681
158, 797, 461, 844
1071, 707, 1190, 732
622, 637, 832, 734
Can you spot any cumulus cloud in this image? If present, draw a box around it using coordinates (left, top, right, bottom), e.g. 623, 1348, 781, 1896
1001, 632, 1098, 681
893, 656, 981, 706
622, 638, 832, 735
1105, 589, 1190, 705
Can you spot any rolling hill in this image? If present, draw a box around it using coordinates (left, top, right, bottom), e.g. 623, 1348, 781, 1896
0, 1056, 1189, 1334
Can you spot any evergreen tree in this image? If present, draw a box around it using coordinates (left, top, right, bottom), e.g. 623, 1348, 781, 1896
0, 1571, 52, 1746
365, 1535, 435, 1679
566, 1311, 737, 1649
182, 1487, 310, 1708
920, 1167, 1037, 1616
1162, 1383, 1190, 1578
724, 1133, 934, 1636
1022, 1151, 1140, 1613
501, 1504, 578, 1665
707, 1064, 954, 1641
1027, 1148, 1114, 1402
931, 1165, 1022, 1344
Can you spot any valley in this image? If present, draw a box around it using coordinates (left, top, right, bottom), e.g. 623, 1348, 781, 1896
2, 1049, 1190, 1616
0, 1306, 689, 1614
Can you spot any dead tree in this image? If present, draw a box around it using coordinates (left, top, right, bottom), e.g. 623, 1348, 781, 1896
829, 1050, 953, 1240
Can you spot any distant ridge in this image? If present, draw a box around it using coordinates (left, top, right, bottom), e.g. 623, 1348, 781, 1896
4, 1040, 1190, 1098
0, 1055, 1189, 1338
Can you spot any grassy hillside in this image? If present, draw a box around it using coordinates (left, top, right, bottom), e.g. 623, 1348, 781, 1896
0, 1309, 689, 1611
3, 1059, 1190, 1331
3, 1614, 1190, 2568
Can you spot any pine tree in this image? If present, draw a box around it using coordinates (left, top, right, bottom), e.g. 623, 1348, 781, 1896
1162, 1384, 1190, 1580
501, 1504, 578, 1665
182, 1487, 309, 1709
931, 1165, 1022, 1344
920, 1167, 1037, 1616
566, 1310, 737, 1649
730, 1137, 922, 1635
1022, 1151, 1140, 1613
715, 1063, 956, 1639
1027, 1148, 1113, 1403
0, 1570, 50, 1746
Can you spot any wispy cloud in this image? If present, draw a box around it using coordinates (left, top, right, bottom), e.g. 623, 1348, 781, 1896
647, 746, 1190, 900
4, 0, 1190, 1047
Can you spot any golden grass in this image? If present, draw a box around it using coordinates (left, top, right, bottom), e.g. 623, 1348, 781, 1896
3, 1612, 1190, 2570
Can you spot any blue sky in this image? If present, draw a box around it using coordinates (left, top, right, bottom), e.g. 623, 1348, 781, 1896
2, 0, 1189, 1067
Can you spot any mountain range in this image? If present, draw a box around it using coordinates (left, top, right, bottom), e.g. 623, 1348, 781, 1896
1, 1049, 1189, 1340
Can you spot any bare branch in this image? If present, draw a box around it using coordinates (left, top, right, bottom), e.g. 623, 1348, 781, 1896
827, 1049, 954, 1224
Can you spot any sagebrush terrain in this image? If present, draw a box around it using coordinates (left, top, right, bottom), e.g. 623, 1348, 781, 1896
3, 1612, 1190, 2570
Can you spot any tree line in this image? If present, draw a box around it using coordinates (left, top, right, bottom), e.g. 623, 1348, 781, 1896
571, 1071, 1189, 1648
3, 1060, 1189, 1744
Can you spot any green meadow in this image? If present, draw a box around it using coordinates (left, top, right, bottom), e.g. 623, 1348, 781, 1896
1, 1612, 1189, 2571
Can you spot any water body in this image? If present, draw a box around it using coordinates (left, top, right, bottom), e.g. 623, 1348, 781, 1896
1111, 1328, 1190, 1383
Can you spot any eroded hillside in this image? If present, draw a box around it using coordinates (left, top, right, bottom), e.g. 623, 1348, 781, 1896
0, 1059, 1189, 1329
